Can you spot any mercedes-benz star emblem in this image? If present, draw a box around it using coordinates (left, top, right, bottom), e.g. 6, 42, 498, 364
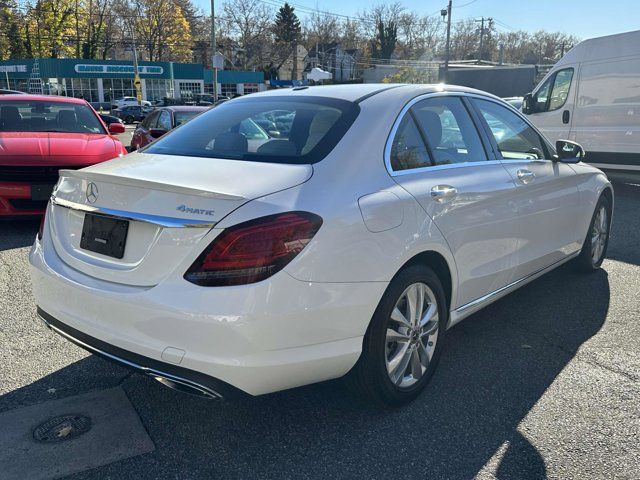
86, 182, 98, 204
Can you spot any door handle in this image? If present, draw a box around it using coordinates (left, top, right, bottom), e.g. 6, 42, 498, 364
430, 184, 457, 202
516, 169, 536, 183
562, 109, 570, 124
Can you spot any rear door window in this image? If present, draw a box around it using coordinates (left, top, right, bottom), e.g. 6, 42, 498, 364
144, 97, 360, 164
389, 115, 432, 171
411, 96, 487, 166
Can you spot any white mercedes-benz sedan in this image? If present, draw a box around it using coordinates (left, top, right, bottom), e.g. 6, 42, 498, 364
30, 84, 613, 405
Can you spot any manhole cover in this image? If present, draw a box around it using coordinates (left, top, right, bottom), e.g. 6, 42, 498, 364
33, 414, 92, 443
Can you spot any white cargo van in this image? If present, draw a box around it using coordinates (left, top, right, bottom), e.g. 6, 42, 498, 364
522, 30, 640, 180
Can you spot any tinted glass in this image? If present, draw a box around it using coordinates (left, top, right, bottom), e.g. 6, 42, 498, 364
390, 115, 432, 171
144, 97, 360, 164
411, 97, 487, 165
473, 99, 548, 160
549, 68, 573, 110
0, 100, 105, 133
141, 111, 159, 129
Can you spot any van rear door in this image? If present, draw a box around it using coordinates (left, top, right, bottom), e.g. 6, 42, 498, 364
525, 66, 577, 144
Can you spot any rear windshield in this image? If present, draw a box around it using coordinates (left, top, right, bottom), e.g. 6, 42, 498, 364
0, 100, 105, 134
174, 111, 202, 126
144, 96, 360, 164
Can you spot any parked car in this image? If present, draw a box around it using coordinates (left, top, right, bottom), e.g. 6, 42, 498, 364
113, 105, 150, 124
130, 106, 207, 150
0, 89, 26, 95
0, 95, 126, 216
111, 96, 151, 110
522, 29, 640, 182
99, 113, 124, 127
31, 85, 613, 406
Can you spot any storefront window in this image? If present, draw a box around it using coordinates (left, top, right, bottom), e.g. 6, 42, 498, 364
61, 78, 99, 102
103, 78, 135, 103
221, 83, 237, 97
243, 83, 259, 94
0, 78, 28, 92
145, 79, 172, 102
178, 81, 202, 99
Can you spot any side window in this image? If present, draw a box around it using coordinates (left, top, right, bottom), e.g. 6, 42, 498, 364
532, 68, 574, 113
141, 111, 159, 129
389, 115, 432, 171
411, 96, 487, 166
473, 98, 548, 160
532, 76, 552, 113
157, 110, 171, 130
549, 69, 574, 110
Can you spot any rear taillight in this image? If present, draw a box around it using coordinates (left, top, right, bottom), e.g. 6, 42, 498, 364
184, 211, 323, 286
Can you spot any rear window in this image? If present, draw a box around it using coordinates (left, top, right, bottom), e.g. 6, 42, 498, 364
174, 111, 202, 126
144, 96, 360, 164
0, 100, 105, 134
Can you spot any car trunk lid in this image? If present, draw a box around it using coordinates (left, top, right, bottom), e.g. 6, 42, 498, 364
48, 152, 313, 286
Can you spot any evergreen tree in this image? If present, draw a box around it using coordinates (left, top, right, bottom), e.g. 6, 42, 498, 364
273, 2, 300, 44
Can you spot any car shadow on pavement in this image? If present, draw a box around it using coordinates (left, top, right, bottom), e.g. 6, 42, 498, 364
0, 218, 39, 251
1, 262, 610, 479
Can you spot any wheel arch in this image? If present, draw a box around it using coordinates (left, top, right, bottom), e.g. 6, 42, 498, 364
396, 250, 454, 313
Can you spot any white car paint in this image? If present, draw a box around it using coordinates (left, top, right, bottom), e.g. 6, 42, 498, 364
112, 97, 152, 109
30, 84, 612, 399
524, 29, 640, 177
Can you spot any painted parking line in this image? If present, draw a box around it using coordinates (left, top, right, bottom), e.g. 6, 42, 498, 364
0, 387, 154, 480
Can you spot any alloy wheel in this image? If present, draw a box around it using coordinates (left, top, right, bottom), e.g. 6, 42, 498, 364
385, 282, 439, 388
591, 205, 608, 264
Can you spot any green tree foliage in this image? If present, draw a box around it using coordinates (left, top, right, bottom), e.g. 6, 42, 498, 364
273, 2, 300, 44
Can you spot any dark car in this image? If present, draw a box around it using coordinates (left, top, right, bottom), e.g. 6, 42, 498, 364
113, 105, 150, 124
99, 113, 124, 126
0, 89, 26, 95
130, 106, 208, 150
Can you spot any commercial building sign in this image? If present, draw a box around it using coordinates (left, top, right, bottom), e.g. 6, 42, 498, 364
0, 65, 27, 73
74, 64, 164, 75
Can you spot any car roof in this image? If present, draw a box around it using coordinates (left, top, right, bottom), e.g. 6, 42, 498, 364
0, 94, 90, 104
163, 106, 209, 112
242, 83, 502, 104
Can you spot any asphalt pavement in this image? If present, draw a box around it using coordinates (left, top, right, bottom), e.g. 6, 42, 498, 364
0, 182, 638, 479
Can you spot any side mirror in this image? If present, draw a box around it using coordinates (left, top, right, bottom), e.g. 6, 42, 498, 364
522, 93, 533, 114
149, 128, 167, 139
555, 139, 585, 163
108, 122, 125, 134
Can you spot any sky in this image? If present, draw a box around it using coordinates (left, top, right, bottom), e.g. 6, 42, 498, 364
202, 0, 640, 40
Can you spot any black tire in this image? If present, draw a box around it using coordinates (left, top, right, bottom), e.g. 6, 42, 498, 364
574, 194, 612, 272
125, 115, 134, 124
345, 264, 448, 406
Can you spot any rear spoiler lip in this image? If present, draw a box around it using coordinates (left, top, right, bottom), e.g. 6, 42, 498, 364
58, 169, 246, 201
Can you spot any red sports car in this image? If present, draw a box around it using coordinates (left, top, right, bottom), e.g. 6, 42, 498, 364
0, 95, 126, 216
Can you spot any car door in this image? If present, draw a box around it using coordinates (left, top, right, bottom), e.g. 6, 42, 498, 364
388, 94, 521, 309
470, 97, 583, 278
525, 67, 576, 144
132, 110, 159, 149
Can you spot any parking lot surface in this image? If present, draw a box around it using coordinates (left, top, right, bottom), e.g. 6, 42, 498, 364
1, 183, 638, 479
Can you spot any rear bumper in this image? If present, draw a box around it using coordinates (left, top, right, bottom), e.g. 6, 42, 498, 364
0, 182, 46, 216
29, 234, 387, 396
38, 308, 243, 399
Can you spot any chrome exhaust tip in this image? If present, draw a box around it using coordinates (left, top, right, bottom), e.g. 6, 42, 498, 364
149, 373, 223, 400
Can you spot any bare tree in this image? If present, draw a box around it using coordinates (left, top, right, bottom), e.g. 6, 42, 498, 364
222, 0, 272, 69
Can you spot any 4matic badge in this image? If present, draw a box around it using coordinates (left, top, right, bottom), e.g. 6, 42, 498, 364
176, 205, 215, 216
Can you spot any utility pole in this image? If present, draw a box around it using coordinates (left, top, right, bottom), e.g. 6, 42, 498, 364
211, 0, 218, 102
476, 17, 493, 63
442, 0, 452, 83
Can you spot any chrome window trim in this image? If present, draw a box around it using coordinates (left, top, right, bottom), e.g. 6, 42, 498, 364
384, 91, 500, 177
51, 195, 216, 229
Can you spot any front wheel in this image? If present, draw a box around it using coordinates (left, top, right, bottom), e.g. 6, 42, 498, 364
125, 115, 134, 124
345, 264, 447, 406
574, 194, 612, 272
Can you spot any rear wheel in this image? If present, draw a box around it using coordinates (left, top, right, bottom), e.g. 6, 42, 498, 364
575, 194, 611, 272
346, 264, 447, 406
125, 115, 134, 124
